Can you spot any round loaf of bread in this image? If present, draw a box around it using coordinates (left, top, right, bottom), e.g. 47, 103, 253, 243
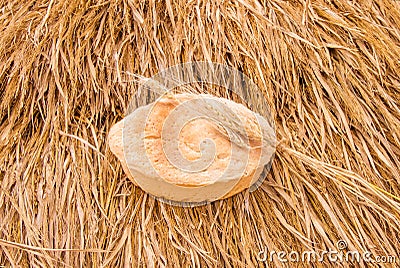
108, 93, 275, 205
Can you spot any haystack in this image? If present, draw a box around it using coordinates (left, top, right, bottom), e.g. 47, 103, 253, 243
0, 0, 399, 267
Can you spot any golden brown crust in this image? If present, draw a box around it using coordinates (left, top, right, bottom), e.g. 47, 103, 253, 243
108, 93, 272, 201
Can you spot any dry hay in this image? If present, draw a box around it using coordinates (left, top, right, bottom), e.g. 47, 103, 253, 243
0, 0, 400, 267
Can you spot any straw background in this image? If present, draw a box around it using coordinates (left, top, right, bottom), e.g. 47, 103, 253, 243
0, 0, 399, 267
